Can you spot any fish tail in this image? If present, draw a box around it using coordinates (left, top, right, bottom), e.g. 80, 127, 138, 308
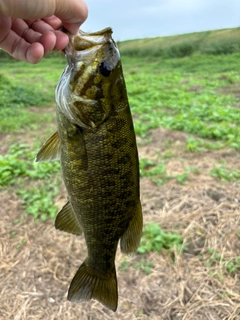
68, 260, 118, 311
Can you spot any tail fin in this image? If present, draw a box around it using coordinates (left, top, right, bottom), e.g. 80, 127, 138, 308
68, 260, 118, 312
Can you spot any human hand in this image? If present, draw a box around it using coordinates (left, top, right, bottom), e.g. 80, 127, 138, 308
0, 0, 88, 63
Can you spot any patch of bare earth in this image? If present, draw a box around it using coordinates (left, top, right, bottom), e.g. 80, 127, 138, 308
1, 127, 240, 319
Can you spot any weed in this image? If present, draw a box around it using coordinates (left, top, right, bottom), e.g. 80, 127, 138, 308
205, 248, 240, 276
139, 158, 156, 177
176, 172, 189, 184
0, 66, 57, 130
119, 257, 154, 275
0, 144, 60, 186
147, 162, 166, 177
140, 160, 171, 185
17, 183, 59, 221
140, 157, 195, 186
162, 150, 173, 159
1, 143, 61, 221
119, 258, 131, 272
206, 248, 222, 267
15, 239, 27, 250
137, 222, 183, 254
186, 136, 225, 152
126, 67, 240, 141
210, 166, 240, 181
134, 259, 155, 275
0, 153, 28, 186
225, 257, 240, 274
10, 231, 17, 238
0, 72, 55, 132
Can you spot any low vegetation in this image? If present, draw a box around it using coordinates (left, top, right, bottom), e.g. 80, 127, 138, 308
137, 222, 183, 254
1, 27, 240, 318
0, 144, 61, 221
118, 27, 240, 58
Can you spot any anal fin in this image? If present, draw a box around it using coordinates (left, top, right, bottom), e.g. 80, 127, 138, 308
68, 260, 118, 312
55, 201, 82, 235
120, 199, 143, 254
35, 131, 60, 162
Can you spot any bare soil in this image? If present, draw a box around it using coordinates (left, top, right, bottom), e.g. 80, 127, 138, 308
1, 125, 240, 320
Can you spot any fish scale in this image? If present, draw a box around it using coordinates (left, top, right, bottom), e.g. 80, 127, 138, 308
36, 27, 142, 312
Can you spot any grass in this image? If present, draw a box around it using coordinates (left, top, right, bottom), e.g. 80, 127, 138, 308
137, 222, 183, 254
2, 35, 240, 216
17, 183, 59, 221
140, 158, 198, 186
205, 248, 240, 277
0, 72, 54, 132
210, 165, 240, 181
0, 144, 60, 186
119, 222, 183, 275
186, 136, 225, 152
126, 69, 240, 141
0, 30, 240, 215
0, 144, 61, 221
1, 28, 240, 318
0, 54, 65, 132
119, 27, 240, 58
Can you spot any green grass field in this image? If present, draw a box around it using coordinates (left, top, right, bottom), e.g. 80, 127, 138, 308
1, 27, 240, 318
1, 28, 240, 218
118, 27, 240, 57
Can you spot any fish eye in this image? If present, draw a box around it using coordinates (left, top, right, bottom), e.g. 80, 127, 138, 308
99, 61, 112, 77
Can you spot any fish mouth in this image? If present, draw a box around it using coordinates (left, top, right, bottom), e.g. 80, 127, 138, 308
65, 27, 114, 62
75, 27, 113, 49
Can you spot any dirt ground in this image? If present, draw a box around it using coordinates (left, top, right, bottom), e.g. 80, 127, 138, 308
1, 125, 240, 320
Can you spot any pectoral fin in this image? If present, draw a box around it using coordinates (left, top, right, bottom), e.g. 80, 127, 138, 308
55, 201, 82, 235
120, 199, 143, 254
35, 131, 60, 162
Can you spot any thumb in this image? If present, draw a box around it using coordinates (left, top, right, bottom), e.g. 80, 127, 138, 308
55, 0, 88, 34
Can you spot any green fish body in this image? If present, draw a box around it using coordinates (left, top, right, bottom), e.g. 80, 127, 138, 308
36, 27, 142, 311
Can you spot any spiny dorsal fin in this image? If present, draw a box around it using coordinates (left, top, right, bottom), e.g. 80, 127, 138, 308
68, 260, 118, 312
35, 131, 60, 162
120, 199, 143, 254
55, 201, 82, 235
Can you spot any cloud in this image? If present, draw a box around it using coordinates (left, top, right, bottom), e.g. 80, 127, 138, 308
82, 0, 240, 40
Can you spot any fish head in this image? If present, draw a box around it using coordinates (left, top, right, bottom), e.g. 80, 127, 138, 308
56, 27, 124, 129
67, 27, 120, 86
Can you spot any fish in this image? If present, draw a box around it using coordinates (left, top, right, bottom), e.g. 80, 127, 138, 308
36, 27, 143, 312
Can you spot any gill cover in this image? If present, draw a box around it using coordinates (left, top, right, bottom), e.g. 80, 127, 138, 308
55, 28, 120, 129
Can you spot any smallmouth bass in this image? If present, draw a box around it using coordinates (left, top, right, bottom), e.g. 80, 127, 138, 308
36, 27, 142, 311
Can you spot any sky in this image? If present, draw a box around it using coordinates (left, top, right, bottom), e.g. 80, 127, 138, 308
81, 0, 240, 41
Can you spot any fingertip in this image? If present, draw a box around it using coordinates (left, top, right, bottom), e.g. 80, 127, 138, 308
27, 43, 44, 64
54, 31, 69, 50
62, 22, 80, 35
40, 31, 57, 56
